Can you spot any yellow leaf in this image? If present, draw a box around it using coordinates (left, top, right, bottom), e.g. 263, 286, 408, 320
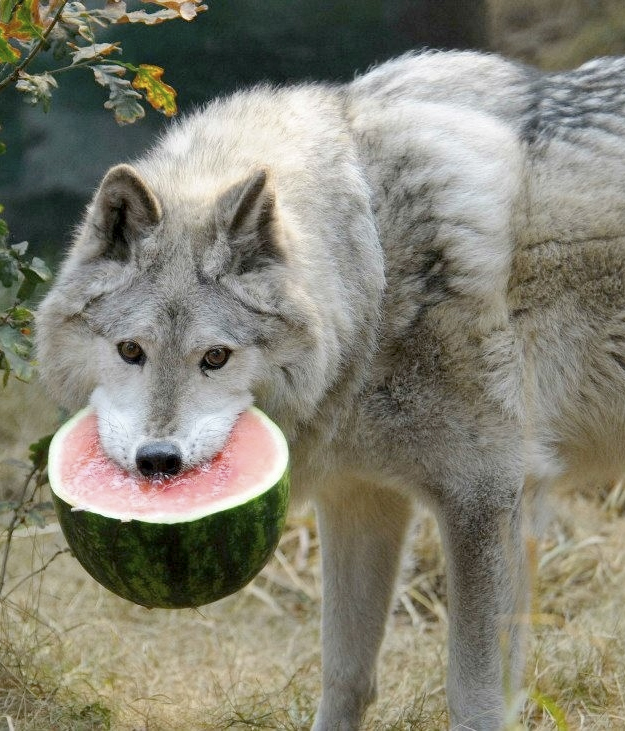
0, 29, 20, 62
131, 64, 177, 117
0, 0, 44, 42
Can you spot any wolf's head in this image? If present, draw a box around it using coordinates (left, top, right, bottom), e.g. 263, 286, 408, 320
36, 86, 385, 479
35, 163, 332, 476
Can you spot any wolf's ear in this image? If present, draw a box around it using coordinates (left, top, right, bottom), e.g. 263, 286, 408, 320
88, 164, 162, 261
215, 168, 285, 274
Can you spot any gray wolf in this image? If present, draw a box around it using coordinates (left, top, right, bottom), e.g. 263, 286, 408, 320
35, 51, 625, 729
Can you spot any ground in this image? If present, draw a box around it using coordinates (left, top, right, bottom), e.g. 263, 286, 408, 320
3, 381, 625, 730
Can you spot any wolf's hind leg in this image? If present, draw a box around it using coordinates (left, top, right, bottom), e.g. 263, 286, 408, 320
311, 481, 413, 731
438, 489, 529, 731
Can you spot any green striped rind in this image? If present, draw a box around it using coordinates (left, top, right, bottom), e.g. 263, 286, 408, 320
52, 469, 289, 608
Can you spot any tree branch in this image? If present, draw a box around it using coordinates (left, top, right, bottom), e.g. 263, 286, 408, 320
0, 0, 70, 93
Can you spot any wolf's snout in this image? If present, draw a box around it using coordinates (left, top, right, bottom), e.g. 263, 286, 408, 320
136, 441, 183, 477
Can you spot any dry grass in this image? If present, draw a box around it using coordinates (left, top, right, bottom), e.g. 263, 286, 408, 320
4, 490, 625, 730
3, 373, 625, 731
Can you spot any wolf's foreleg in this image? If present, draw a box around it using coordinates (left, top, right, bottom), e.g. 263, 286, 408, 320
311, 481, 413, 731
437, 493, 528, 731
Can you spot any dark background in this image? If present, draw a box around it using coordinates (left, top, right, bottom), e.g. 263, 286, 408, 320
0, 0, 488, 267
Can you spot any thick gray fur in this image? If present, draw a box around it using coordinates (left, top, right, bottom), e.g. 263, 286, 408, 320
36, 51, 625, 730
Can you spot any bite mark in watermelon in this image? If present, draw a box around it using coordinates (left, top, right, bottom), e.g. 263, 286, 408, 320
48, 406, 289, 609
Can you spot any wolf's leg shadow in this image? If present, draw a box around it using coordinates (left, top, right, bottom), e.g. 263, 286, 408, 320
436, 482, 529, 731
311, 481, 413, 731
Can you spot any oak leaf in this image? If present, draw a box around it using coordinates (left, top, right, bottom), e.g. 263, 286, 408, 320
131, 63, 176, 116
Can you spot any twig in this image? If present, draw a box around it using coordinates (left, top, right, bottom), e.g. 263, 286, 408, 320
45, 58, 101, 75
0, 0, 70, 92
1, 548, 69, 600
0, 465, 37, 596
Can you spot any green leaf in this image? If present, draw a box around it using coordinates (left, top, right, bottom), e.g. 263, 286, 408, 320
30, 500, 53, 512
15, 71, 58, 112
0, 345, 35, 381
0, 322, 32, 358
92, 64, 145, 124
1, 0, 45, 43
131, 64, 176, 117
16, 274, 37, 301
0, 218, 9, 239
0, 500, 19, 513
24, 508, 46, 528
10, 240, 28, 257
29, 433, 53, 471
0, 249, 19, 287
92, 61, 125, 84
0, 0, 19, 24
0, 28, 20, 63
58, 1, 94, 43
14, 255, 51, 300
107, 92, 145, 124
21, 255, 51, 282
9, 305, 33, 323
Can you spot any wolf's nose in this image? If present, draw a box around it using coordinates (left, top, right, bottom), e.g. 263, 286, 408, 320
136, 442, 183, 477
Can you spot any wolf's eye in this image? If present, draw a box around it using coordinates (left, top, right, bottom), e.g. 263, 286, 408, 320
201, 347, 231, 372
117, 340, 145, 365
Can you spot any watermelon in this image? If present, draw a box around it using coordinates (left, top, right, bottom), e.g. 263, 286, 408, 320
48, 406, 289, 609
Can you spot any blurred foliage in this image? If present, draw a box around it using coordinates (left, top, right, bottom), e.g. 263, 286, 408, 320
0, 215, 51, 384
490, 0, 625, 70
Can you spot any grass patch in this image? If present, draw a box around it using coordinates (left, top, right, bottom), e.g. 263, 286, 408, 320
1, 601, 113, 731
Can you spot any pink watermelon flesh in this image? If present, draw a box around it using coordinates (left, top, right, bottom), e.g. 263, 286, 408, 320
56, 410, 282, 522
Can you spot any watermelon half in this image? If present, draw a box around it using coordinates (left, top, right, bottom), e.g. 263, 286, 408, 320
48, 406, 289, 609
